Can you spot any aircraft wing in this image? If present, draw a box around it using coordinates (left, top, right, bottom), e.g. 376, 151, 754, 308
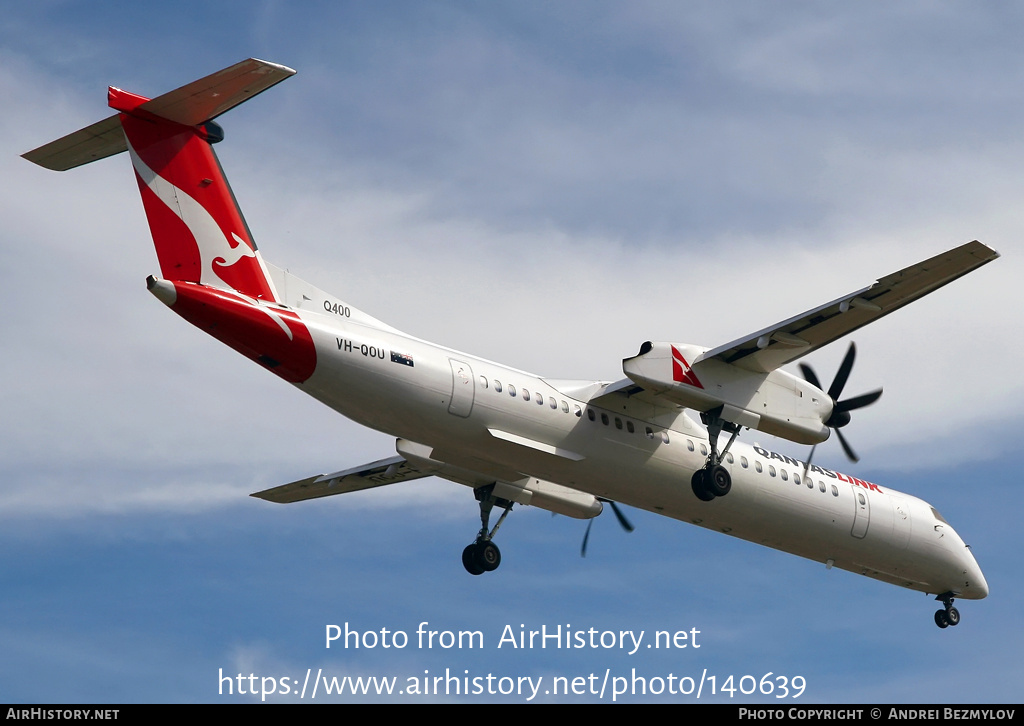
700, 241, 999, 373
250, 441, 602, 518
251, 455, 438, 504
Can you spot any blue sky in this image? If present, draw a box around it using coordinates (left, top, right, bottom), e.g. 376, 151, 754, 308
2, 2, 1022, 703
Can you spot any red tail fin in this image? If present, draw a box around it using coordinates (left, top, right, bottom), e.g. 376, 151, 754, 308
23, 58, 295, 302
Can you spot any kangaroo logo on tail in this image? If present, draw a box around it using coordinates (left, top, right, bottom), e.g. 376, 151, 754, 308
23, 59, 317, 383
22, 58, 295, 303
124, 136, 273, 299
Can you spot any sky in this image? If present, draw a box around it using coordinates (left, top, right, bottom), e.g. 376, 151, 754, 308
1, 1, 1022, 704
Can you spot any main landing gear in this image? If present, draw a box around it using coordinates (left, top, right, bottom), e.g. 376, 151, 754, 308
462, 485, 514, 576
691, 408, 741, 502
933, 592, 961, 629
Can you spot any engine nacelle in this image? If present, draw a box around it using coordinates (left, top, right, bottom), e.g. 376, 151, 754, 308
623, 341, 831, 445
493, 478, 603, 519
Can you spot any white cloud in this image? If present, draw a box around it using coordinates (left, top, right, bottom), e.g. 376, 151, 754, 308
3, 4, 1021, 514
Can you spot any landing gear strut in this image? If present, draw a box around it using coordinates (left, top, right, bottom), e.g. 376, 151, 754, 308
692, 407, 741, 501
933, 592, 961, 629
462, 485, 513, 575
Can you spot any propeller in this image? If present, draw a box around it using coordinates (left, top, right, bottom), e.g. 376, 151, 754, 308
581, 498, 635, 557
798, 342, 882, 471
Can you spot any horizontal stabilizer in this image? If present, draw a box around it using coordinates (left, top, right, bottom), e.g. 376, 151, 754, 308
124, 57, 296, 126
22, 58, 296, 172
251, 456, 437, 504
22, 116, 126, 171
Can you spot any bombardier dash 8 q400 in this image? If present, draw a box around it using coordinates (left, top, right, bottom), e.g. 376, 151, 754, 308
25, 59, 997, 628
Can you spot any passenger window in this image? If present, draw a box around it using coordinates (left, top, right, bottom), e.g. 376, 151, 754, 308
832, 485, 839, 497
626, 421, 635, 433
686, 440, 695, 452
755, 461, 763, 473
508, 384, 516, 397
740, 456, 748, 469
819, 481, 826, 493
551, 397, 558, 409
661, 432, 670, 444
479, 375, 488, 389
601, 413, 609, 426
794, 473, 801, 485
614, 417, 623, 430
769, 466, 776, 477
494, 380, 502, 393
699, 444, 708, 456
561, 400, 569, 413
522, 389, 530, 402
807, 479, 814, 489
645, 427, 655, 439
574, 405, 582, 418
726, 452, 734, 464
781, 469, 788, 481
587, 409, 595, 421
537, 394, 544, 406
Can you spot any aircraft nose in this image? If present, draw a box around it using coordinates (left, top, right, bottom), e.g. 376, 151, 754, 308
969, 559, 989, 599
961, 547, 989, 600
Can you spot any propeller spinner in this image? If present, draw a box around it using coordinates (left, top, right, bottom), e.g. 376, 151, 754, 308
798, 342, 882, 468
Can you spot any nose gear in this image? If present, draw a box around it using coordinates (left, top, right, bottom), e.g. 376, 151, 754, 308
933, 592, 961, 628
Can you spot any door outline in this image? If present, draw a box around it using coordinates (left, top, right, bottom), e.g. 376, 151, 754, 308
851, 486, 870, 539
448, 358, 475, 418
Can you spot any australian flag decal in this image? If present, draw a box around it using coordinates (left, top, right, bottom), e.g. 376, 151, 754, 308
391, 352, 415, 368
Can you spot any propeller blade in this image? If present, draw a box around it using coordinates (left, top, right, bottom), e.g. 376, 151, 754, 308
606, 500, 635, 533
827, 343, 857, 401
799, 363, 823, 392
803, 342, 876, 466
581, 499, 634, 557
835, 428, 859, 463
835, 388, 883, 412
802, 443, 818, 480
581, 519, 593, 557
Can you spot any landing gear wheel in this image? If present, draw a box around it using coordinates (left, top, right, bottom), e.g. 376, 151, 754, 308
708, 465, 732, 497
463, 485, 513, 576
462, 544, 484, 576
696, 408, 740, 500
946, 607, 960, 626
474, 541, 501, 572
691, 470, 715, 502
934, 593, 960, 629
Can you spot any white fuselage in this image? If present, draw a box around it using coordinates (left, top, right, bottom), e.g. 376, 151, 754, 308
25, 57, 995, 624
277, 294, 988, 602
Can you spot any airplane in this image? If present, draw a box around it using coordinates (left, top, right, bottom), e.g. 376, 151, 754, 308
23, 59, 997, 629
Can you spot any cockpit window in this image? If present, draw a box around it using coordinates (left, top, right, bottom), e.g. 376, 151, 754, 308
931, 507, 949, 524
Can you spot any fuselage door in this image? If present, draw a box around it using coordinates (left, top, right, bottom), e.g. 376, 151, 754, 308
448, 358, 475, 418
890, 495, 912, 549
851, 487, 870, 539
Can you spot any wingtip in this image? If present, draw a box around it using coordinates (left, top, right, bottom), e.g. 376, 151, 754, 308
968, 240, 1000, 261
250, 58, 297, 77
